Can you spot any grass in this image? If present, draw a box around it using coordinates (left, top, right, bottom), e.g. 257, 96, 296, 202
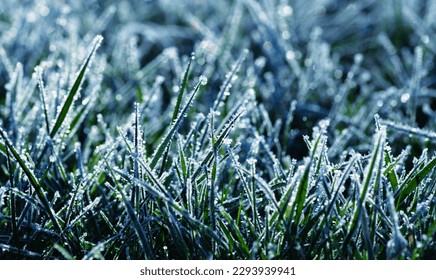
0, 0, 435, 260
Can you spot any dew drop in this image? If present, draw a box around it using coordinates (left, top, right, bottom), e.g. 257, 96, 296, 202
255, 56, 266, 68
282, 31, 290, 40
422, 35, 430, 45
155, 75, 165, 84
334, 69, 343, 79
286, 50, 295, 61
49, 155, 56, 163
279, 5, 293, 17
247, 158, 257, 165
263, 41, 272, 50
26, 12, 38, 24
354, 53, 363, 64
38, 5, 50, 17
164, 47, 178, 59
304, 58, 312, 67
199, 75, 208, 86
400, 92, 410, 103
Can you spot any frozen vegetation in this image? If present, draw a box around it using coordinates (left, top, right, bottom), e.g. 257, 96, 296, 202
0, 0, 435, 259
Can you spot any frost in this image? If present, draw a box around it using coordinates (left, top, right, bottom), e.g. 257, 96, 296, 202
400, 92, 410, 103
285, 50, 295, 61
278, 5, 293, 17
199, 75, 208, 86
247, 158, 257, 165
49, 155, 56, 163
255, 56, 266, 68
0, 0, 435, 261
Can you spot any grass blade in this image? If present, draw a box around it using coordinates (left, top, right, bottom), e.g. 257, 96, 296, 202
0, 127, 63, 233
172, 53, 194, 122
396, 156, 436, 208
105, 169, 154, 259
50, 35, 103, 138
150, 76, 206, 169
343, 126, 386, 250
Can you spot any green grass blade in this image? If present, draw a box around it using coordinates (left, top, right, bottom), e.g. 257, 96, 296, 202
36, 67, 51, 134
0, 127, 63, 233
217, 218, 234, 255
290, 129, 326, 234
156, 54, 194, 176
68, 91, 98, 137
172, 53, 194, 122
380, 118, 436, 142
209, 111, 218, 235
5, 145, 18, 242
132, 102, 140, 210
396, 156, 436, 207
212, 49, 248, 112
50, 35, 103, 138
66, 197, 101, 230
177, 136, 188, 184
105, 171, 154, 259
0, 141, 6, 155
219, 207, 251, 258
192, 104, 246, 179
344, 126, 386, 249
53, 244, 74, 260
113, 167, 228, 251
162, 206, 190, 257
383, 148, 408, 192
149, 77, 206, 169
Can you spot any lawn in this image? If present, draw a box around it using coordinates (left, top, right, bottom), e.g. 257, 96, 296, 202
0, 0, 435, 259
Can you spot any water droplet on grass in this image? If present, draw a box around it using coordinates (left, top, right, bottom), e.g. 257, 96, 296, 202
255, 56, 266, 68
422, 35, 430, 44
354, 53, 363, 64
199, 75, 208, 85
286, 50, 295, 61
247, 158, 257, 165
263, 41, 272, 50
49, 155, 56, 162
334, 69, 343, 79
400, 92, 410, 103
279, 5, 293, 17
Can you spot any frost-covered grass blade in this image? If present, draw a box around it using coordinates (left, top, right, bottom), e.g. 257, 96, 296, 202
50, 35, 103, 139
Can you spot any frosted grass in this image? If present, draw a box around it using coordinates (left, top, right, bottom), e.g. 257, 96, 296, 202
0, 0, 435, 260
